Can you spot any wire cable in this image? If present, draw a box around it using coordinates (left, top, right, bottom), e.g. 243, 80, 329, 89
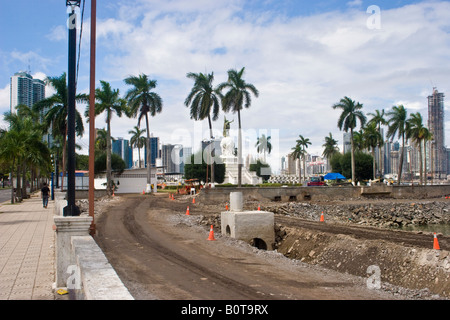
76, 0, 86, 92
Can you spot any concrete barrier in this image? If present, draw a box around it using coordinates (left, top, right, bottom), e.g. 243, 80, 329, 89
70, 236, 134, 300
198, 185, 450, 204
53, 193, 133, 300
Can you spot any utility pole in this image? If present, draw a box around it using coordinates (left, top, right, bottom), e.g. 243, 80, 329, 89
64, 0, 81, 216
89, 0, 97, 235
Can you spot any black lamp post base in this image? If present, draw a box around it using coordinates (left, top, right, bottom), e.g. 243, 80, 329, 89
63, 205, 81, 217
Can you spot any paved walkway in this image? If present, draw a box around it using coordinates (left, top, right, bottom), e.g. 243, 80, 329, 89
0, 193, 56, 300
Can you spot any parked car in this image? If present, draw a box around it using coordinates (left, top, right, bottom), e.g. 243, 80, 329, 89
307, 176, 326, 186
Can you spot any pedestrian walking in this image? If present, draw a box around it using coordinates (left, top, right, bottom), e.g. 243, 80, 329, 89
41, 183, 50, 208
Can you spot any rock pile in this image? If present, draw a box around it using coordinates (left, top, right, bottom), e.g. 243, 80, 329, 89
258, 201, 450, 229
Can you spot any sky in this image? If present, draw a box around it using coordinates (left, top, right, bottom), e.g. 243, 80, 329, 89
1, 0, 450, 173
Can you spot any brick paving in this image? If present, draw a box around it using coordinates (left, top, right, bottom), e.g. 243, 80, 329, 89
0, 193, 55, 300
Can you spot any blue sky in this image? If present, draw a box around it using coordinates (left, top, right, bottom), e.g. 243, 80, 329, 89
1, 0, 450, 173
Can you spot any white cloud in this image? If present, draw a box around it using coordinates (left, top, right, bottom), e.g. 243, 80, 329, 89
47, 25, 67, 42
0, 84, 10, 129
347, 0, 363, 8
72, 1, 450, 172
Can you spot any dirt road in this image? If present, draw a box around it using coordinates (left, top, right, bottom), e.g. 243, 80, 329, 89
94, 193, 411, 300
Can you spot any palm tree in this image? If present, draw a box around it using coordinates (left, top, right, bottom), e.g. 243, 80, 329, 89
255, 134, 272, 163
291, 144, 305, 183
367, 109, 387, 178
217, 67, 259, 187
363, 122, 382, 180
422, 127, 433, 185
386, 105, 408, 185
94, 128, 110, 153
84, 80, 127, 196
332, 96, 367, 185
0, 111, 50, 203
352, 130, 365, 152
322, 133, 339, 171
406, 112, 426, 185
124, 74, 163, 193
33, 73, 84, 191
129, 126, 146, 169
0, 113, 27, 202
185, 72, 221, 185
296, 135, 311, 181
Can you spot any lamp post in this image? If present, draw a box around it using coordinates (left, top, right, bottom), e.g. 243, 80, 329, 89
63, 0, 81, 216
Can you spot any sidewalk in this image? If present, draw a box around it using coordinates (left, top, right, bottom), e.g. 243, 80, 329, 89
0, 193, 56, 300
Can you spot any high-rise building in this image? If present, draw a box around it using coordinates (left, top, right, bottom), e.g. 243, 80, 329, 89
144, 136, 160, 168
428, 88, 447, 178
161, 144, 182, 174
343, 132, 351, 154
10, 72, 51, 146
10, 72, 45, 111
112, 138, 133, 169
180, 147, 192, 174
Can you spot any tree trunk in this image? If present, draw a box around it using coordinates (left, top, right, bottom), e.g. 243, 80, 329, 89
298, 158, 302, 184
372, 149, 376, 180
61, 126, 68, 191
22, 162, 27, 199
16, 164, 21, 202
350, 128, 356, 186
138, 146, 141, 169
237, 110, 242, 188
418, 141, 423, 185
208, 115, 215, 186
106, 119, 112, 196
303, 156, 307, 182
10, 160, 15, 204
423, 140, 427, 186
398, 135, 405, 185
145, 112, 152, 192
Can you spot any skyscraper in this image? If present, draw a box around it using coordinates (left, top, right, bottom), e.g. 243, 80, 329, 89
10, 71, 51, 146
112, 138, 133, 169
144, 136, 160, 168
428, 88, 447, 178
10, 72, 45, 111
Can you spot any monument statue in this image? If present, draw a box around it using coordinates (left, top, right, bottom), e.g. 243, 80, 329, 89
221, 116, 235, 157
223, 116, 234, 137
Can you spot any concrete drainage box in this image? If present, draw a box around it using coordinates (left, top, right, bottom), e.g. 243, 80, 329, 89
221, 210, 275, 250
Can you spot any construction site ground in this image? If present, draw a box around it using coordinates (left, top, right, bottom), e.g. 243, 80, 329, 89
92, 193, 450, 300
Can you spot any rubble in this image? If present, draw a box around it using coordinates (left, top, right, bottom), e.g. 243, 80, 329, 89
257, 200, 450, 229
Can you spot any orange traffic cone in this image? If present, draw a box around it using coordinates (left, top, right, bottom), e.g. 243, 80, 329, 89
320, 211, 324, 222
172, 194, 174, 200
433, 233, 441, 250
186, 206, 190, 216
207, 225, 216, 241
258, 205, 261, 211
192, 197, 196, 204
225, 203, 229, 211
142, 189, 145, 195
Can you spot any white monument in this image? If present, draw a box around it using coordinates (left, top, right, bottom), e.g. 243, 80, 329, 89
220, 117, 262, 185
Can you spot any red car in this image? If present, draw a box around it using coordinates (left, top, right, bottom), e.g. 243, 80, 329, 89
307, 176, 326, 186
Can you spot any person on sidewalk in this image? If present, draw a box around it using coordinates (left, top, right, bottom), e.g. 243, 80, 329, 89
41, 183, 50, 208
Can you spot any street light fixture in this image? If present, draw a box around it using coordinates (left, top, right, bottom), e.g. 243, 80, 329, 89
66, 0, 81, 6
